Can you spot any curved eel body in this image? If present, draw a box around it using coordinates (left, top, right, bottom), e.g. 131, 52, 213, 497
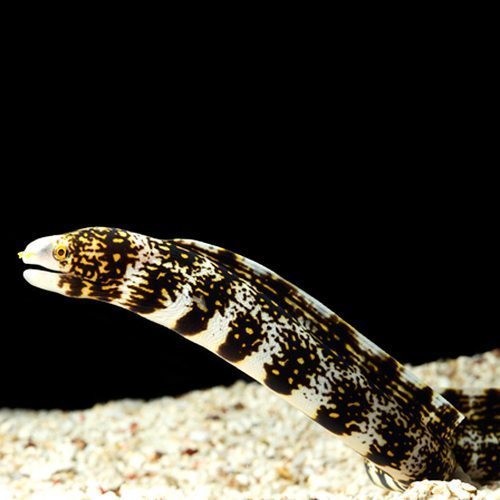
19, 227, 498, 491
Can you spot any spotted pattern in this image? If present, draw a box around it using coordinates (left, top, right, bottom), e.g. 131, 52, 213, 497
24, 228, 499, 491
364, 388, 499, 490
441, 388, 499, 480
171, 240, 464, 482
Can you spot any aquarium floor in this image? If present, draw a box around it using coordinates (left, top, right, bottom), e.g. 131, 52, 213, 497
1, 351, 498, 499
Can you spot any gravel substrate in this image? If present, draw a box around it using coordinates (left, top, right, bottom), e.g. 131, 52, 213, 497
1, 351, 498, 499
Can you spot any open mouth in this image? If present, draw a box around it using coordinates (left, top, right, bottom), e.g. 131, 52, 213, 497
19, 252, 66, 275
18, 237, 69, 294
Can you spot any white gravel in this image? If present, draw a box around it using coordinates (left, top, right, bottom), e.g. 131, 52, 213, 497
1, 351, 498, 499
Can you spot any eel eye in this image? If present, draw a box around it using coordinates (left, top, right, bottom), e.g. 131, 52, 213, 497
54, 245, 68, 261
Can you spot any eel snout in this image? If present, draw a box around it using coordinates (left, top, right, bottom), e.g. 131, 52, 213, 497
19, 235, 67, 294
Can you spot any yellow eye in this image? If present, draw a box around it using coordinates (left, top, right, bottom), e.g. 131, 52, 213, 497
54, 245, 68, 261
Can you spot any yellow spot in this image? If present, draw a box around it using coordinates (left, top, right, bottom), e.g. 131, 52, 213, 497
329, 412, 340, 418
118, 231, 127, 237
293, 369, 299, 375
234, 334, 240, 339
320, 323, 329, 332
215, 300, 223, 307
310, 353, 315, 360
288, 377, 294, 385
113, 238, 124, 243
245, 327, 254, 335
117, 268, 121, 274
297, 357, 305, 365
272, 369, 280, 375
113, 253, 121, 262
242, 343, 247, 348
345, 344, 356, 355
334, 334, 340, 341
181, 253, 189, 259
338, 386, 345, 394
263, 283, 277, 295
18, 251, 33, 259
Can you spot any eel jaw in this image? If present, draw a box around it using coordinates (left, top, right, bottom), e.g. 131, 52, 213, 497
20, 235, 68, 295
23, 269, 67, 295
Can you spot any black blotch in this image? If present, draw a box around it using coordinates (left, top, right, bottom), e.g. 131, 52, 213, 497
371, 356, 400, 387
263, 331, 322, 396
170, 248, 240, 336
58, 274, 86, 298
215, 248, 238, 265
414, 386, 433, 408
314, 380, 369, 437
175, 305, 210, 335
217, 314, 264, 362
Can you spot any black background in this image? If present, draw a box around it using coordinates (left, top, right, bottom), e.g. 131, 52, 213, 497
2, 25, 497, 410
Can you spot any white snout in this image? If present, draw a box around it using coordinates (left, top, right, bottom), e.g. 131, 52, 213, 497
20, 235, 62, 272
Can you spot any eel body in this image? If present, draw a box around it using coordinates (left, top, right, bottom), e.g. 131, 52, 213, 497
19, 227, 498, 490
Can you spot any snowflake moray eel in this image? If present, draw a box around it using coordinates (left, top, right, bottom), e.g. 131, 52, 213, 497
19, 227, 499, 491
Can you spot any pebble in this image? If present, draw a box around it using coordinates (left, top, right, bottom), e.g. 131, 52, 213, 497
0, 351, 498, 498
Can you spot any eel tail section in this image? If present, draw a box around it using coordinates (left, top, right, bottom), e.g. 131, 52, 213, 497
440, 388, 499, 481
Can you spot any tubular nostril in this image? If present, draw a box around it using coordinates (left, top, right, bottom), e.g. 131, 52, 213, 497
18, 251, 34, 260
